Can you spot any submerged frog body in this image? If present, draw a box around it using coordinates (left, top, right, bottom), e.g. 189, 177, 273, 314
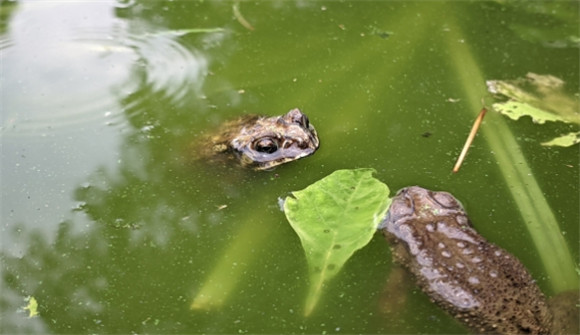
197, 108, 319, 170
380, 186, 552, 334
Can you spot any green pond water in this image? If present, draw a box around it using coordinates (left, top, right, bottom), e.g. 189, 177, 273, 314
1, 1, 578, 333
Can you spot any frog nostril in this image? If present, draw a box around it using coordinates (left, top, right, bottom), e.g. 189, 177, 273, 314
301, 115, 310, 128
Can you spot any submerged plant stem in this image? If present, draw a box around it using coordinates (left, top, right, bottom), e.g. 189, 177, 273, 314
233, 1, 254, 31
445, 17, 577, 293
191, 216, 270, 310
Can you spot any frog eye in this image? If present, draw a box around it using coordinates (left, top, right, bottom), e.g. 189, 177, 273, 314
254, 138, 278, 154
432, 191, 461, 209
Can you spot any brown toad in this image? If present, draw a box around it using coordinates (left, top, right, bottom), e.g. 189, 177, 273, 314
196, 108, 319, 170
379, 186, 556, 334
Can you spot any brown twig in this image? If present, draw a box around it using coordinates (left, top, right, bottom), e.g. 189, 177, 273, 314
452, 107, 487, 173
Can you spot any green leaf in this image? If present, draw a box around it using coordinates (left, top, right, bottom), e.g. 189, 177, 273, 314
283, 168, 391, 316
486, 73, 580, 147
23, 296, 38, 318
541, 131, 580, 147
486, 73, 580, 125
491, 101, 569, 124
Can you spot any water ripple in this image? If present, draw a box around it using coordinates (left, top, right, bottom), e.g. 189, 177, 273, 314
2, 3, 225, 136
128, 30, 212, 105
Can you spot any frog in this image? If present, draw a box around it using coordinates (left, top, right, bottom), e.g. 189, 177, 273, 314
379, 186, 578, 335
195, 108, 320, 170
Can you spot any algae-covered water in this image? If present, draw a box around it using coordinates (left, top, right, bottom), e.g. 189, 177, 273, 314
1, 1, 578, 333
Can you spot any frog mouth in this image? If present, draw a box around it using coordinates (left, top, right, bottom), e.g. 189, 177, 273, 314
242, 139, 319, 170
379, 187, 417, 229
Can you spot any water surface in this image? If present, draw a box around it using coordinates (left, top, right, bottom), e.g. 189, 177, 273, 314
1, 1, 578, 333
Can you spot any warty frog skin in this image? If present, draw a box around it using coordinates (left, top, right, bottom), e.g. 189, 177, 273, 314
380, 186, 553, 334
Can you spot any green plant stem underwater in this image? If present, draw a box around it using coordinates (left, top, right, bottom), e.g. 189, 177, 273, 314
445, 15, 577, 293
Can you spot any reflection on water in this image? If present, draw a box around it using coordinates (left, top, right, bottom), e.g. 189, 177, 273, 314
1, 1, 217, 135
1, 2, 230, 331
0, 0, 223, 259
1, 1, 132, 133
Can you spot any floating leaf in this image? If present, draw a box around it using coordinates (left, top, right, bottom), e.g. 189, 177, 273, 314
492, 100, 569, 124
486, 73, 580, 146
487, 73, 580, 124
283, 168, 391, 316
541, 131, 580, 147
23, 296, 38, 318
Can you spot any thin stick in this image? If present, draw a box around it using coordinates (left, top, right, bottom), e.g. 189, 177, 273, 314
233, 2, 255, 31
453, 108, 487, 173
